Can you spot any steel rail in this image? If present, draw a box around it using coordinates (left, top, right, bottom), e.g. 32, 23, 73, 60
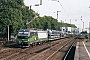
45, 38, 74, 60
63, 40, 76, 60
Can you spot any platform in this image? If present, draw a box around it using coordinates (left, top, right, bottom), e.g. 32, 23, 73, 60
74, 41, 90, 60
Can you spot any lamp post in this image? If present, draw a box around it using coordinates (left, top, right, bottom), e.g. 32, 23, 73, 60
81, 16, 84, 32
8, 25, 9, 41
70, 19, 71, 24
57, 11, 61, 30
88, 7, 90, 41
40, 0, 42, 5
57, 11, 61, 22
88, 22, 90, 41
83, 22, 84, 31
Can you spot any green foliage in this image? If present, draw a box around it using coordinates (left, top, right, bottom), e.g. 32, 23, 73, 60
58, 22, 76, 29
32, 15, 76, 30
0, 0, 77, 36
32, 16, 57, 30
0, 0, 24, 35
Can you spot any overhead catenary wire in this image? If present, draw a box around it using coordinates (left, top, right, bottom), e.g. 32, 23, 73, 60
65, 0, 77, 21
65, 0, 72, 16
57, 0, 69, 17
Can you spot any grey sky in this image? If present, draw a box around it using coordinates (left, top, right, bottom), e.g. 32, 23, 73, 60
24, 0, 90, 29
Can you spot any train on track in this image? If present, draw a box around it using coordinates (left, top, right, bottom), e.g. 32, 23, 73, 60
0, 28, 75, 47
16, 29, 67, 47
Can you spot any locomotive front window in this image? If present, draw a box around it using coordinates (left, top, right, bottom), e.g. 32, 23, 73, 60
18, 32, 29, 37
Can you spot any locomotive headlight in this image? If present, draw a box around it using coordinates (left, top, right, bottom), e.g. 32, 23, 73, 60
28, 39, 29, 41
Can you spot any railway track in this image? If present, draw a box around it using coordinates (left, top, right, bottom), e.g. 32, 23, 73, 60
0, 38, 63, 60
63, 39, 77, 60
0, 37, 76, 60
46, 38, 77, 60
27, 37, 75, 60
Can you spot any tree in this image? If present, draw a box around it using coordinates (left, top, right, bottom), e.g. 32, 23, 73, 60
32, 16, 57, 30
0, 0, 24, 35
0, 0, 77, 36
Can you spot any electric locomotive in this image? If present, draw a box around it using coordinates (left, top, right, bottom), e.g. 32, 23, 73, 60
17, 29, 38, 47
